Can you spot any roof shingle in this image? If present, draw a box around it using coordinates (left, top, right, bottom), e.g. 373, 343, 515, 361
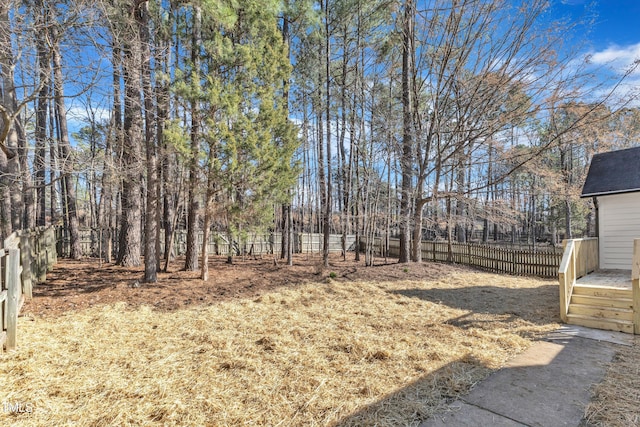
581, 146, 640, 197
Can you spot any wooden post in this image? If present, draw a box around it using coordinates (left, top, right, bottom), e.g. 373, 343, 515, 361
19, 233, 32, 298
632, 239, 640, 334
633, 278, 640, 335
558, 240, 575, 323
632, 239, 640, 281
46, 226, 57, 268
5, 249, 21, 351
1, 248, 6, 344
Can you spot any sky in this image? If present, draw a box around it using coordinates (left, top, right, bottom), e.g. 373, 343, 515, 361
553, 0, 640, 73
64, 0, 640, 136
557, 0, 640, 48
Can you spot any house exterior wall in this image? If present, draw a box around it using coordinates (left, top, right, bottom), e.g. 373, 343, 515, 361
598, 192, 640, 269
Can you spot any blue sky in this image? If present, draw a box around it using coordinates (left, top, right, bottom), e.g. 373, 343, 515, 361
544, 0, 640, 104
554, 0, 640, 67
556, 0, 640, 48
66, 0, 640, 135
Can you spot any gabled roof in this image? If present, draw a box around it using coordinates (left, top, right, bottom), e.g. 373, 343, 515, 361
581, 146, 640, 198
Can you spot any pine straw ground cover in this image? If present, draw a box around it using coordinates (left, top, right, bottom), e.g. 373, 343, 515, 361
1, 258, 561, 426
584, 336, 640, 427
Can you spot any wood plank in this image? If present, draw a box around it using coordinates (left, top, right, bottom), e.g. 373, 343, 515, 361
19, 233, 32, 298
5, 249, 21, 351
570, 294, 633, 309
572, 285, 632, 299
3, 232, 19, 250
567, 314, 634, 334
559, 271, 569, 323
634, 278, 640, 335
568, 305, 633, 321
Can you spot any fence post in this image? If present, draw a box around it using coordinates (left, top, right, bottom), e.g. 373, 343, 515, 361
19, 233, 33, 298
47, 226, 57, 269
5, 248, 21, 351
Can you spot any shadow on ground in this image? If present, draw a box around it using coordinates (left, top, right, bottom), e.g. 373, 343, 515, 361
390, 285, 561, 326
335, 332, 612, 427
332, 357, 490, 426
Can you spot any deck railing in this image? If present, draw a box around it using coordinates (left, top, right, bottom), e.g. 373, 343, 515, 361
558, 238, 599, 322
632, 239, 640, 334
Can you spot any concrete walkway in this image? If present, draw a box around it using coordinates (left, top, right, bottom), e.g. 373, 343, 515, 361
420, 325, 635, 427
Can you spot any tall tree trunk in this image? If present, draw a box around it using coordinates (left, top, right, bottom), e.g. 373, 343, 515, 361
49, 97, 59, 224
0, 3, 22, 232
0, 1, 11, 239
338, 24, 349, 262
399, 0, 415, 263
34, 0, 50, 227
411, 199, 426, 262
184, 5, 202, 271
52, 22, 80, 258
7, 123, 21, 232
200, 170, 214, 281
316, 7, 327, 262
138, 1, 158, 282
99, 44, 122, 263
280, 5, 292, 265
160, 4, 176, 268
322, 0, 332, 267
116, 4, 143, 267
18, 112, 34, 230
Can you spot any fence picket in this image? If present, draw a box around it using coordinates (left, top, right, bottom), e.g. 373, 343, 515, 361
373, 238, 561, 278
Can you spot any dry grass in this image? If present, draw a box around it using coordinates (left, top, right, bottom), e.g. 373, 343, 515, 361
1, 267, 560, 426
583, 337, 640, 427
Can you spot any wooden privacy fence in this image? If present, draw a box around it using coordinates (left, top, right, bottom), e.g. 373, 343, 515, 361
61, 228, 357, 258
1, 226, 57, 351
175, 232, 356, 256
369, 237, 563, 278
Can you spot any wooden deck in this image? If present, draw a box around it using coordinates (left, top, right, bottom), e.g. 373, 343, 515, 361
575, 270, 632, 289
559, 238, 640, 334
568, 269, 635, 334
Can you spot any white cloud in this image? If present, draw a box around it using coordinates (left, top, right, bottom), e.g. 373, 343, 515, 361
588, 43, 640, 75
66, 102, 111, 132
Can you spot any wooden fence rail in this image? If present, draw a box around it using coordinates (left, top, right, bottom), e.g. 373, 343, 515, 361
1, 226, 57, 351
367, 237, 563, 278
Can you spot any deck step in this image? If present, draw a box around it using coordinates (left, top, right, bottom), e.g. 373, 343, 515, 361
572, 285, 632, 299
566, 314, 634, 334
568, 304, 633, 321
570, 294, 633, 309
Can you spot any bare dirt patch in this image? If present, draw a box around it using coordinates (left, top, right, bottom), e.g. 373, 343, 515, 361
22, 254, 474, 318
4, 254, 562, 426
